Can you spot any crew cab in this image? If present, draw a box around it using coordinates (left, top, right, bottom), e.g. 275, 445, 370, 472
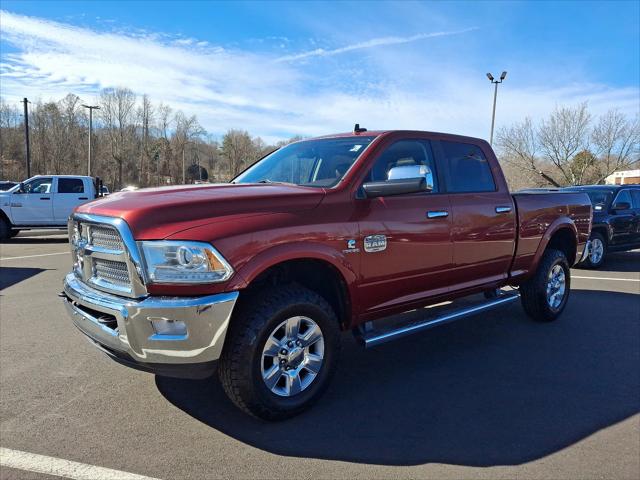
563, 185, 640, 268
0, 175, 101, 240
60, 129, 591, 420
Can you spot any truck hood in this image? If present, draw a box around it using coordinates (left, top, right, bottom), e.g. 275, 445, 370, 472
77, 183, 325, 239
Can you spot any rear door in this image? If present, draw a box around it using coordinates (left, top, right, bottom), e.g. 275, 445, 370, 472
610, 189, 635, 246
628, 188, 640, 245
53, 177, 91, 222
356, 138, 454, 315
10, 177, 54, 225
438, 140, 517, 290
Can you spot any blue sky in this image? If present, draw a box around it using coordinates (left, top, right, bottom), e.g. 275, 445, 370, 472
1, 1, 638, 143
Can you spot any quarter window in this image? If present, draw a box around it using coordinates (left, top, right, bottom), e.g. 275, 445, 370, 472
58, 178, 85, 193
441, 141, 496, 193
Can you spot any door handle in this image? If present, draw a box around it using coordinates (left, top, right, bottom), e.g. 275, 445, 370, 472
78, 197, 88, 200
495, 206, 512, 213
40, 197, 51, 200
427, 211, 449, 219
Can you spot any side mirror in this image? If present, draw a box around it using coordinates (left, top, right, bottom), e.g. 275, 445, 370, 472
15, 182, 25, 193
612, 202, 631, 212
387, 164, 434, 191
362, 177, 427, 198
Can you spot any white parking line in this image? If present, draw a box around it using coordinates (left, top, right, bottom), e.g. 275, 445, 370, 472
573, 275, 640, 283
0, 252, 68, 261
0, 447, 162, 480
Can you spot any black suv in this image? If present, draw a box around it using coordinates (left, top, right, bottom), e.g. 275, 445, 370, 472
563, 185, 640, 268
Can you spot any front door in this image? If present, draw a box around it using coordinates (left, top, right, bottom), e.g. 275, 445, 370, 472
11, 177, 54, 225
356, 139, 454, 317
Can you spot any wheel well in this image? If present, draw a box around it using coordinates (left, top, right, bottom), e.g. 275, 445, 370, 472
0, 209, 10, 225
245, 259, 351, 329
547, 228, 577, 265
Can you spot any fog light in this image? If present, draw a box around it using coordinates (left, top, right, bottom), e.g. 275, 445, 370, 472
150, 318, 188, 337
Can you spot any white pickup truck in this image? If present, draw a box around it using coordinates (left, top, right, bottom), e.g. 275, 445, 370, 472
0, 175, 101, 240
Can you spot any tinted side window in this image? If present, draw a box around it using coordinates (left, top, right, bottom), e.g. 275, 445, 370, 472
630, 189, 640, 209
58, 178, 85, 193
441, 141, 496, 193
367, 140, 438, 192
614, 190, 632, 208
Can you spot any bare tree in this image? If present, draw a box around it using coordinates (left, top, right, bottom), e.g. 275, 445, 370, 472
591, 110, 640, 183
537, 103, 592, 185
174, 111, 204, 183
497, 117, 561, 187
100, 87, 136, 189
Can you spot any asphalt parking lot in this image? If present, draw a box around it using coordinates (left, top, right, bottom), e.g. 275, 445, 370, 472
1, 231, 639, 480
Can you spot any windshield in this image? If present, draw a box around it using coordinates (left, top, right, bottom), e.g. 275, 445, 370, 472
233, 136, 376, 188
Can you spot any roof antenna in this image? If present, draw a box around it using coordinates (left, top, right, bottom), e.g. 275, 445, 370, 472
354, 123, 367, 134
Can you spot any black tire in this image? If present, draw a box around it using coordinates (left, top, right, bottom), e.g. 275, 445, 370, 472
578, 231, 607, 269
520, 248, 570, 322
219, 283, 341, 420
0, 217, 11, 242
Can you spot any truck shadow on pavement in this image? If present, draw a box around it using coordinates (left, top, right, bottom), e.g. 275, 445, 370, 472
156, 288, 640, 467
0, 267, 50, 290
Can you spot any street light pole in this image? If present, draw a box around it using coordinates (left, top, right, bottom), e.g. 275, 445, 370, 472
486, 71, 507, 146
82, 105, 100, 176
23, 98, 31, 178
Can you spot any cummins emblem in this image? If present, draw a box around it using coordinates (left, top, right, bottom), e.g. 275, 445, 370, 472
364, 235, 387, 253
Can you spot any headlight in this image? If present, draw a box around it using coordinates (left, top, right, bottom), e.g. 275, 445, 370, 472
139, 241, 233, 284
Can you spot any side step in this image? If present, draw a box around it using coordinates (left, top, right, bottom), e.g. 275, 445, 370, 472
357, 291, 521, 348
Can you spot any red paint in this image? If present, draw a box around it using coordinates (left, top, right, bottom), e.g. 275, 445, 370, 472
76, 130, 591, 328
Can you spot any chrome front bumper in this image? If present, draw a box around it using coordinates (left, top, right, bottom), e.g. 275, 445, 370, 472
61, 273, 238, 375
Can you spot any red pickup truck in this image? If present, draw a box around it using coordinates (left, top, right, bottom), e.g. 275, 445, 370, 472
61, 129, 592, 419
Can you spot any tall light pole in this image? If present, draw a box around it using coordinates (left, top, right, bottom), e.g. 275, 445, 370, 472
23, 98, 31, 178
486, 71, 507, 145
82, 105, 100, 176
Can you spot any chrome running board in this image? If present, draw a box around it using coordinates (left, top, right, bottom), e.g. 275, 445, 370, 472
358, 291, 521, 348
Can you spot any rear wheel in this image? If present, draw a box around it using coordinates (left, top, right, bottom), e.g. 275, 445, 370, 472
520, 248, 570, 322
580, 232, 606, 269
0, 218, 11, 241
219, 283, 341, 420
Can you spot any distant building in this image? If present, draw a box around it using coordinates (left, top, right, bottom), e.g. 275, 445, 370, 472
605, 169, 640, 185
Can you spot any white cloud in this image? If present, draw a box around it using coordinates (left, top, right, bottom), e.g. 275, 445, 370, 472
0, 10, 637, 143
275, 28, 478, 62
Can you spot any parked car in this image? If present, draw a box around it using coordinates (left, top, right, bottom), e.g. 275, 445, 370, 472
564, 184, 640, 268
0, 181, 18, 191
60, 129, 591, 420
0, 175, 103, 240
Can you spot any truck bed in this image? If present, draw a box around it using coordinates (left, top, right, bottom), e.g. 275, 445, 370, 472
511, 191, 592, 279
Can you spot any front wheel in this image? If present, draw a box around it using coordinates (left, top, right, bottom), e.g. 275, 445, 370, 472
520, 248, 570, 322
0, 218, 11, 242
218, 283, 341, 420
579, 232, 606, 269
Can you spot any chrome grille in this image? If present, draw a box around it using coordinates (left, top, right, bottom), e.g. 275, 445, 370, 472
90, 226, 124, 251
70, 216, 143, 297
93, 258, 130, 287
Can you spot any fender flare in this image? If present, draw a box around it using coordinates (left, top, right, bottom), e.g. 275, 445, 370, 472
226, 241, 360, 319
528, 216, 578, 275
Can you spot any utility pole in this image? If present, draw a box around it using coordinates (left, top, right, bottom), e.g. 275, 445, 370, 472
82, 105, 100, 176
23, 98, 31, 178
486, 71, 507, 145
